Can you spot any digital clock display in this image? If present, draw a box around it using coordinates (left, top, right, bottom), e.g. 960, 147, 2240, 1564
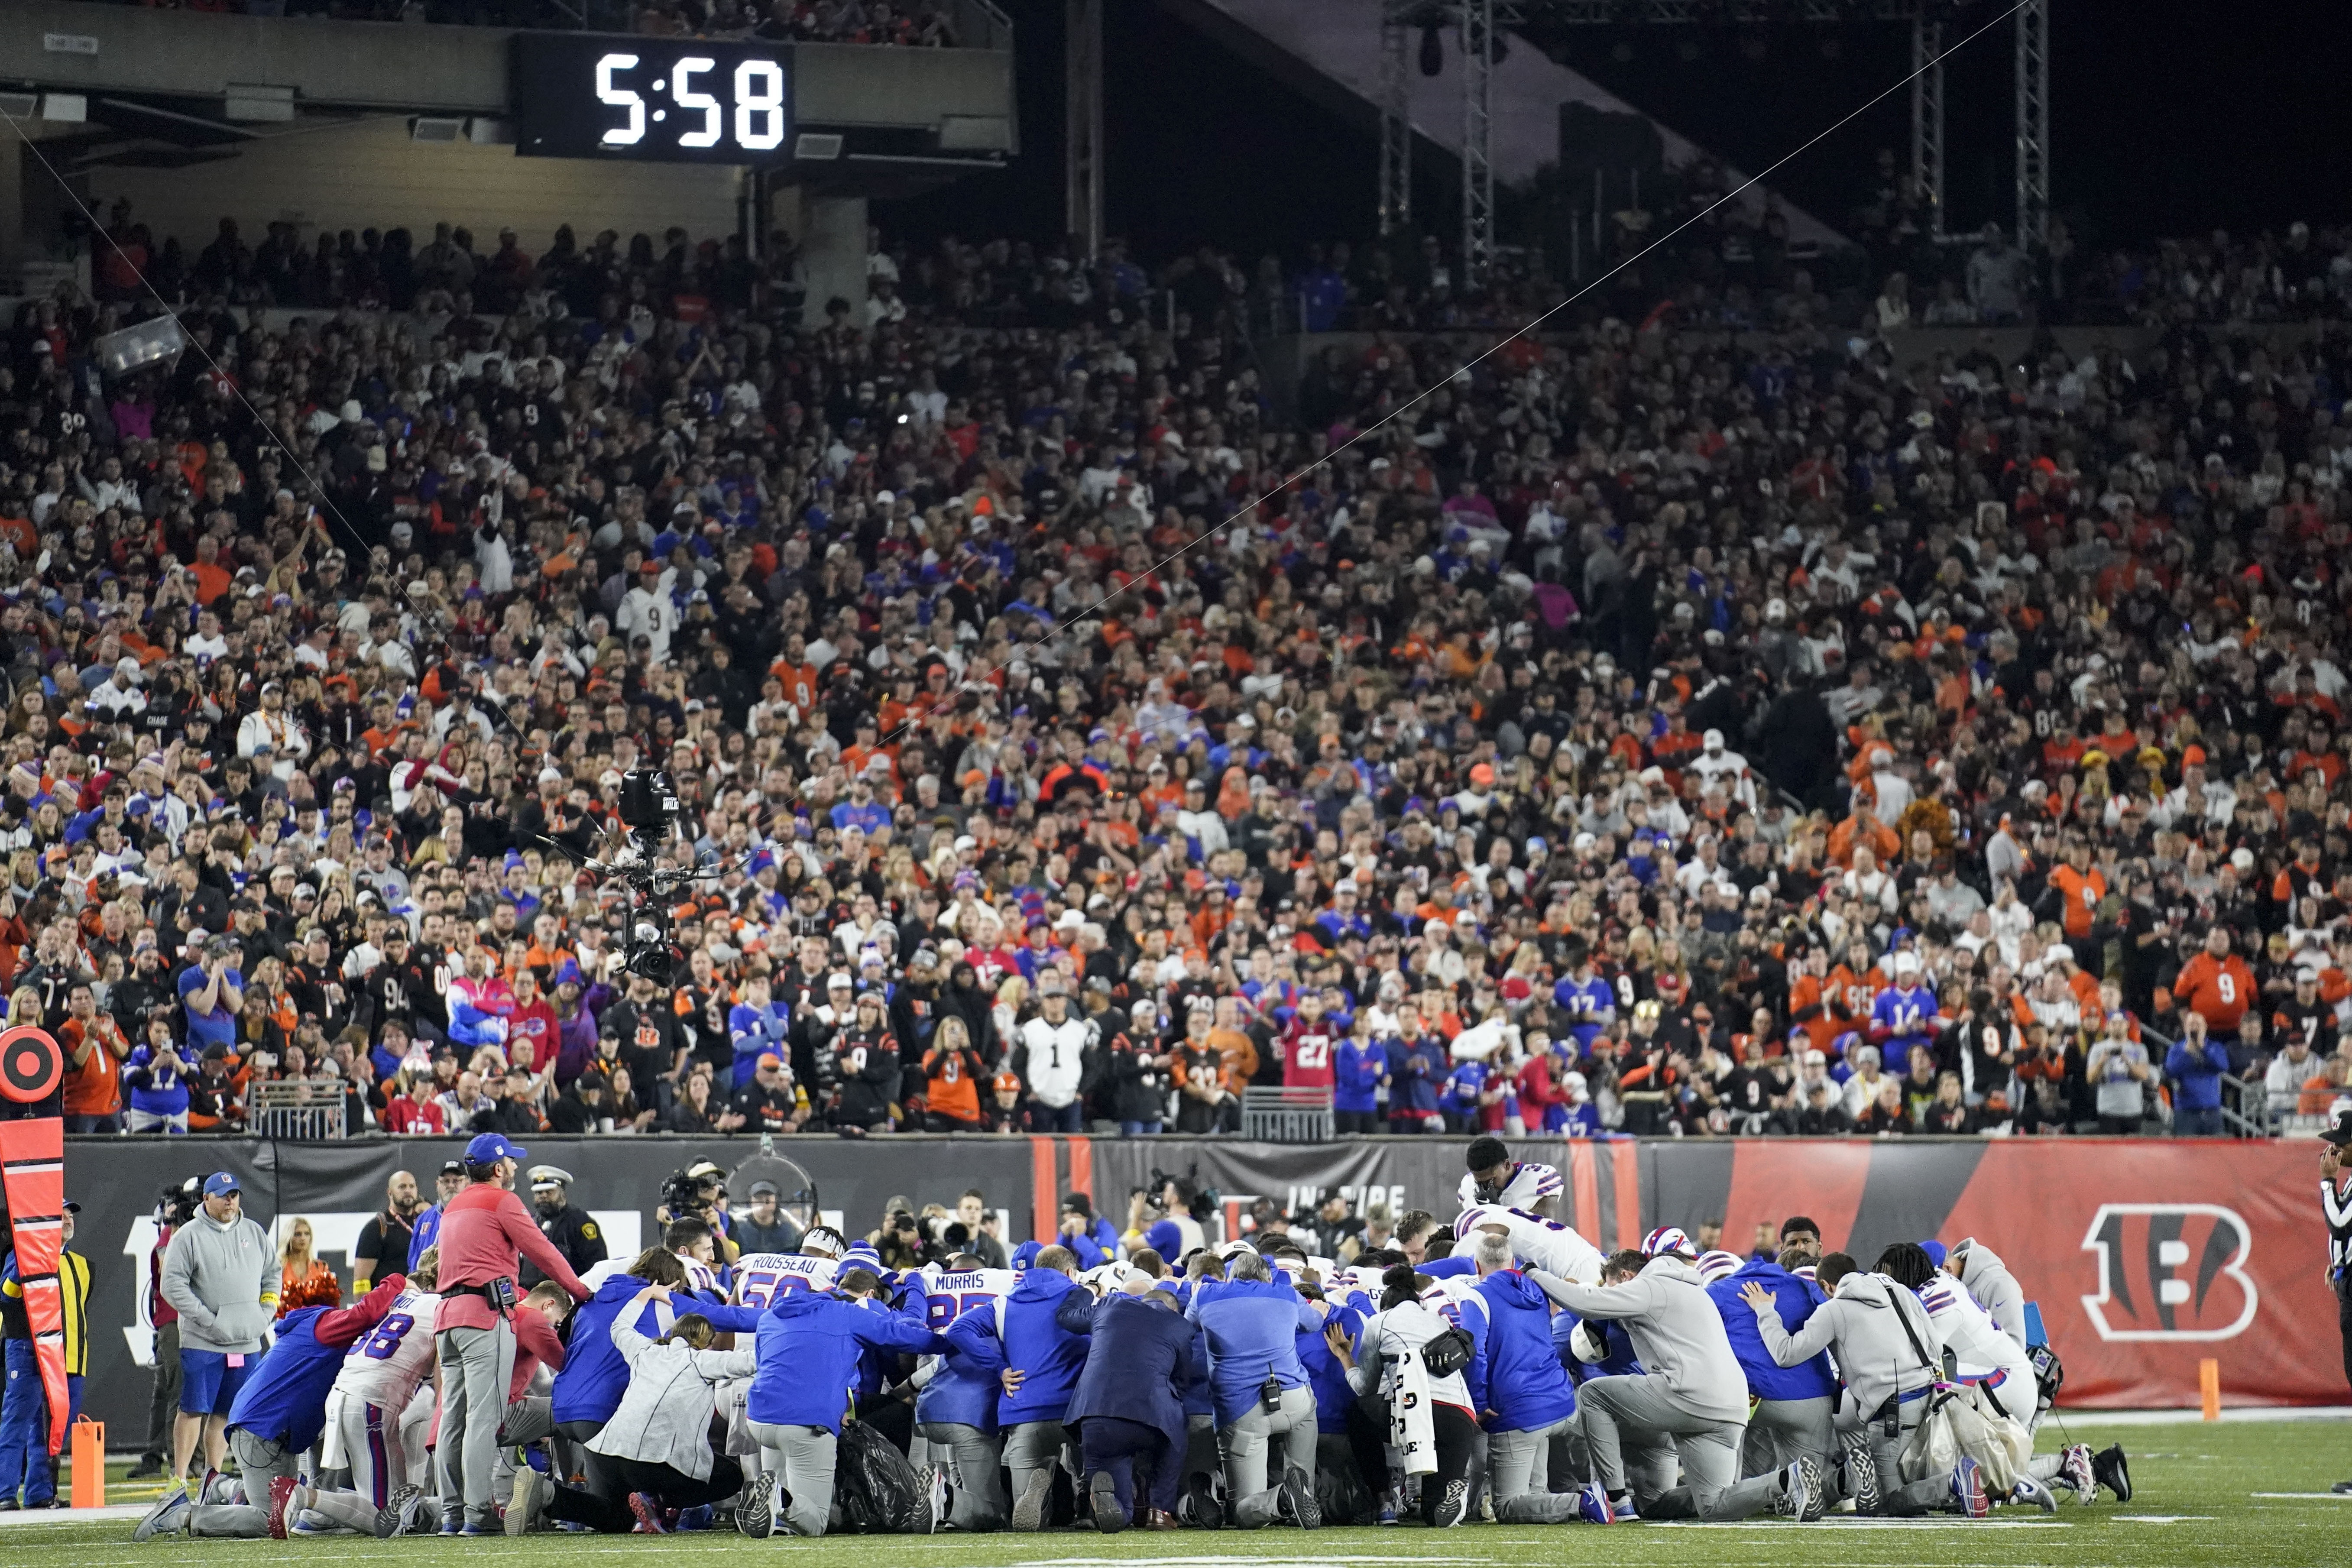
512, 34, 795, 162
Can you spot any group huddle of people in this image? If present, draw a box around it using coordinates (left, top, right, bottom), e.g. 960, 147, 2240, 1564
127, 1134, 2133, 1540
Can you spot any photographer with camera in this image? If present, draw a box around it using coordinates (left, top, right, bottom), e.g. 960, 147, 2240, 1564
433, 1133, 592, 1534
126, 1179, 200, 1480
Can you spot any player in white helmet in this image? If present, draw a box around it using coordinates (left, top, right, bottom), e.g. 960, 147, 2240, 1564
1459, 1136, 1565, 1217
732, 1225, 851, 1306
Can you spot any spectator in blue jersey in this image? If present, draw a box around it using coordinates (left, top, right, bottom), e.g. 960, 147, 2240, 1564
176, 936, 243, 1056
1332, 1022, 1388, 1136
135, 1273, 408, 1541
1189, 1250, 1325, 1529
1461, 1230, 1591, 1522
124, 1015, 193, 1135
1442, 1056, 1489, 1135
1706, 1218, 1837, 1478
1869, 951, 1941, 1064
1313, 881, 1373, 949
827, 777, 891, 837
945, 1243, 1088, 1530
727, 974, 793, 1093
1552, 943, 1618, 1054
2165, 1011, 2232, 1137
1384, 1016, 1445, 1134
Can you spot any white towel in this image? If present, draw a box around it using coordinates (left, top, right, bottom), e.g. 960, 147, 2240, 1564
1387, 1345, 1438, 1477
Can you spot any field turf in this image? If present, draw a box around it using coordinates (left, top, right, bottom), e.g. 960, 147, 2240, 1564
15, 1417, 2350, 1568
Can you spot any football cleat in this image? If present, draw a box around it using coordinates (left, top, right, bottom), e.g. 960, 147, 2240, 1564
265, 1476, 300, 1539
2059, 1444, 2096, 1503
734, 1481, 773, 1539
2093, 1445, 2132, 1503
2011, 1474, 2058, 1514
1430, 1477, 1470, 1528
1949, 1456, 1989, 1520
374, 1483, 426, 1539
133, 1487, 192, 1542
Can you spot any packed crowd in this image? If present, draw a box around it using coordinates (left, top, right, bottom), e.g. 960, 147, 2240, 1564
117, 1140, 2143, 1536
60, 0, 967, 45
6, 194, 2352, 1149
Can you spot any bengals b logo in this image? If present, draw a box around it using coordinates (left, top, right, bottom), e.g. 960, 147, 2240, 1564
2079, 1204, 2258, 1341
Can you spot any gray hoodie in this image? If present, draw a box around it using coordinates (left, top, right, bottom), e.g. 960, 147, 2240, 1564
161, 1208, 276, 1354
1753, 1269, 1943, 1420
1948, 1239, 2027, 1349
1529, 1257, 1749, 1422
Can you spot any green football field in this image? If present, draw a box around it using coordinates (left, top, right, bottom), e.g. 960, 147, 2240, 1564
15, 1418, 2351, 1568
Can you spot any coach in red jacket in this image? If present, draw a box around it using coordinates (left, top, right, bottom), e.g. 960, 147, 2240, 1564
433, 1134, 591, 1533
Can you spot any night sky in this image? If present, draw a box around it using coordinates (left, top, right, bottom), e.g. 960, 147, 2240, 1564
887, 0, 2352, 262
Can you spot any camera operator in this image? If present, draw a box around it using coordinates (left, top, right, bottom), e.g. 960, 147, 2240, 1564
733, 1180, 802, 1257
655, 1162, 740, 1264
433, 1133, 592, 1533
127, 1179, 200, 1480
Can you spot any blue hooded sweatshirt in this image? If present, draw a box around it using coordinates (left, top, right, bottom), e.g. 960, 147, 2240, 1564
1298, 1297, 1367, 1433
1463, 1270, 1578, 1433
944, 1267, 1089, 1426
1187, 1276, 1323, 1425
1707, 1258, 1836, 1401
552, 1273, 763, 1427
748, 1291, 945, 1435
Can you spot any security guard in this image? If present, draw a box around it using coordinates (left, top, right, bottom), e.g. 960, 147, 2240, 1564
521, 1166, 605, 1288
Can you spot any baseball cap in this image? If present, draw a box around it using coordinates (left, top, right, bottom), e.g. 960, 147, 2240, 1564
748, 1180, 780, 1198
465, 1132, 528, 1164
2322, 1110, 2352, 1148
201, 1172, 240, 1198
439, 1159, 466, 1178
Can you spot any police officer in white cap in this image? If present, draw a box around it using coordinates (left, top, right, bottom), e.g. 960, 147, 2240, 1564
523, 1166, 604, 1287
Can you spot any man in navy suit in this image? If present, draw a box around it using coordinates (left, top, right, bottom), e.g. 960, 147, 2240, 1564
1056, 1272, 1197, 1532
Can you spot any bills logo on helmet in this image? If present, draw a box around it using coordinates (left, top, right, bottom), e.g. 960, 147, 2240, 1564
2078, 1203, 2258, 1341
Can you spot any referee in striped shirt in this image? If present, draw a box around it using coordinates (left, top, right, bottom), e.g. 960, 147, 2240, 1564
2321, 1113, 2352, 1494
